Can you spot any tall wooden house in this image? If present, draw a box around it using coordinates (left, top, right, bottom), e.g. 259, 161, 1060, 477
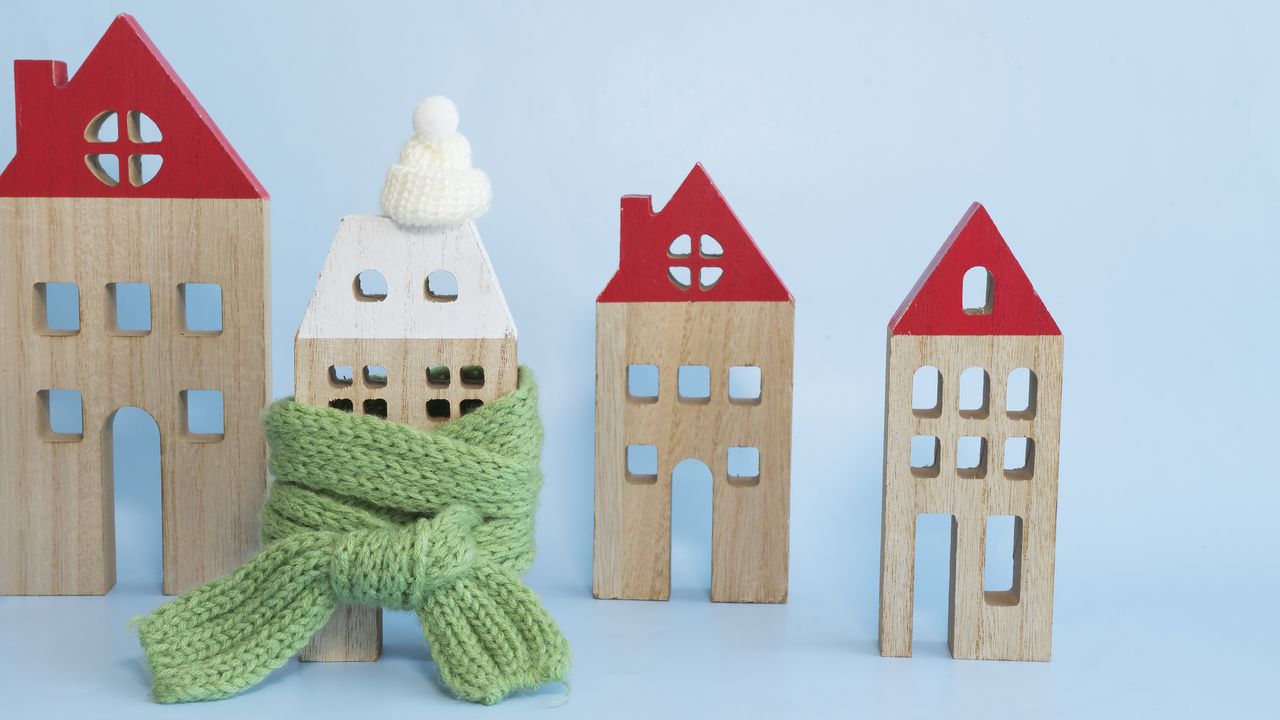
0, 15, 269, 596
879, 202, 1062, 661
594, 164, 795, 603
293, 97, 517, 661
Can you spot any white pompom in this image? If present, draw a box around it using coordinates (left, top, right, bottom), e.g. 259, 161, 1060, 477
413, 96, 459, 141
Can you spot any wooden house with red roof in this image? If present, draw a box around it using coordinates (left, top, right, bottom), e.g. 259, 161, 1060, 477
0, 15, 269, 595
594, 164, 794, 603
879, 202, 1062, 660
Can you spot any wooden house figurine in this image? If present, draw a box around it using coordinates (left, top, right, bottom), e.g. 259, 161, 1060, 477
593, 164, 794, 603
0, 15, 269, 596
879, 203, 1062, 661
292, 97, 516, 661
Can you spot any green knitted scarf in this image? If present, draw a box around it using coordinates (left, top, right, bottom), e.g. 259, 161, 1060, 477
135, 368, 570, 705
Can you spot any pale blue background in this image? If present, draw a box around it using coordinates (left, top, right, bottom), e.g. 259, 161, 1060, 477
1, 1, 1277, 718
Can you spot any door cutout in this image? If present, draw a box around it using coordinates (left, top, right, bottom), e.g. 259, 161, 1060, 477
913, 513, 956, 652
105, 407, 162, 590
670, 458, 713, 599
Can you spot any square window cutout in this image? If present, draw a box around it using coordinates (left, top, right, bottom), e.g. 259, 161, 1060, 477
329, 398, 354, 412
727, 446, 760, 486
38, 389, 83, 442
625, 444, 658, 484
108, 282, 151, 335
181, 389, 224, 442
460, 365, 485, 387
909, 435, 940, 478
728, 366, 761, 404
35, 282, 80, 335
363, 398, 388, 418
677, 365, 711, 403
428, 365, 451, 387
627, 364, 659, 402
364, 365, 388, 387
179, 282, 223, 334
427, 399, 451, 419
460, 399, 484, 415
956, 436, 987, 478
1003, 437, 1035, 479
329, 364, 354, 387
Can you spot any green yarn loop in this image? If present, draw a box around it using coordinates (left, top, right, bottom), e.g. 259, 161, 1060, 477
135, 368, 570, 705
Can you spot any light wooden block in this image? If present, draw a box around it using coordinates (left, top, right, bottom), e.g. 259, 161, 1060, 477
294, 214, 517, 661
593, 165, 794, 603
0, 15, 269, 596
879, 203, 1063, 661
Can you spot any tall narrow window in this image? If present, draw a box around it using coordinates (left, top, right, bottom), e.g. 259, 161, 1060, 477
984, 515, 1023, 606
178, 282, 222, 335
957, 367, 989, 417
911, 366, 942, 416
34, 282, 80, 335
1006, 368, 1038, 418
108, 282, 151, 335
962, 266, 993, 315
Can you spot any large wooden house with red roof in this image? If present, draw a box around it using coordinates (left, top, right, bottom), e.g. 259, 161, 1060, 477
0, 15, 269, 596
879, 202, 1062, 660
594, 164, 794, 603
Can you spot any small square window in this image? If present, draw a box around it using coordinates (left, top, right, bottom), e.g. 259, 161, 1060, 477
427, 399, 451, 419
956, 436, 987, 478
180, 389, 224, 442
909, 435, 940, 478
34, 282, 80, 335
329, 398, 354, 412
427, 365, 451, 387
677, 365, 711, 403
1003, 437, 1035, 479
363, 398, 388, 418
37, 389, 83, 442
460, 365, 485, 387
460, 399, 484, 415
108, 282, 151, 335
329, 364, 354, 387
727, 446, 760, 486
178, 282, 223, 335
625, 444, 658, 484
627, 364, 659, 402
364, 365, 388, 387
728, 366, 761, 404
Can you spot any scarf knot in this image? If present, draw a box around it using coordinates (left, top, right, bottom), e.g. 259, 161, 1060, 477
330, 505, 480, 610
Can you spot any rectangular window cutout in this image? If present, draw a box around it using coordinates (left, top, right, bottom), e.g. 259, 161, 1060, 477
911, 366, 942, 417
627, 364, 659, 402
37, 389, 83, 442
677, 365, 711, 403
625, 444, 658, 484
1002, 437, 1036, 479
427, 398, 451, 419
727, 446, 761, 486
364, 365, 388, 387
909, 435, 940, 478
957, 367, 989, 418
363, 398, 388, 418
983, 515, 1023, 606
728, 365, 762, 405
460, 399, 483, 415
35, 282, 80, 335
178, 282, 223, 335
329, 364, 354, 387
329, 398, 354, 412
1006, 368, 1038, 419
428, 365, 451, 387
460, 365, 485, 388
956, 436, 987, 478
180, 389, 225, 442
108, 282, 151, 335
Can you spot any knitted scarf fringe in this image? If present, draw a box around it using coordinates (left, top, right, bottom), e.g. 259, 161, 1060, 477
135, 368, 570, 705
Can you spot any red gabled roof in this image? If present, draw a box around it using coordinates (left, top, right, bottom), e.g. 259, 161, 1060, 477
597, 164, 791, 303
0, 14, 266, 199
889, 203, 1059, 336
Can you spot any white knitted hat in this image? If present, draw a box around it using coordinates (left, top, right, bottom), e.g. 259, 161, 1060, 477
380, 96, 491, 227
